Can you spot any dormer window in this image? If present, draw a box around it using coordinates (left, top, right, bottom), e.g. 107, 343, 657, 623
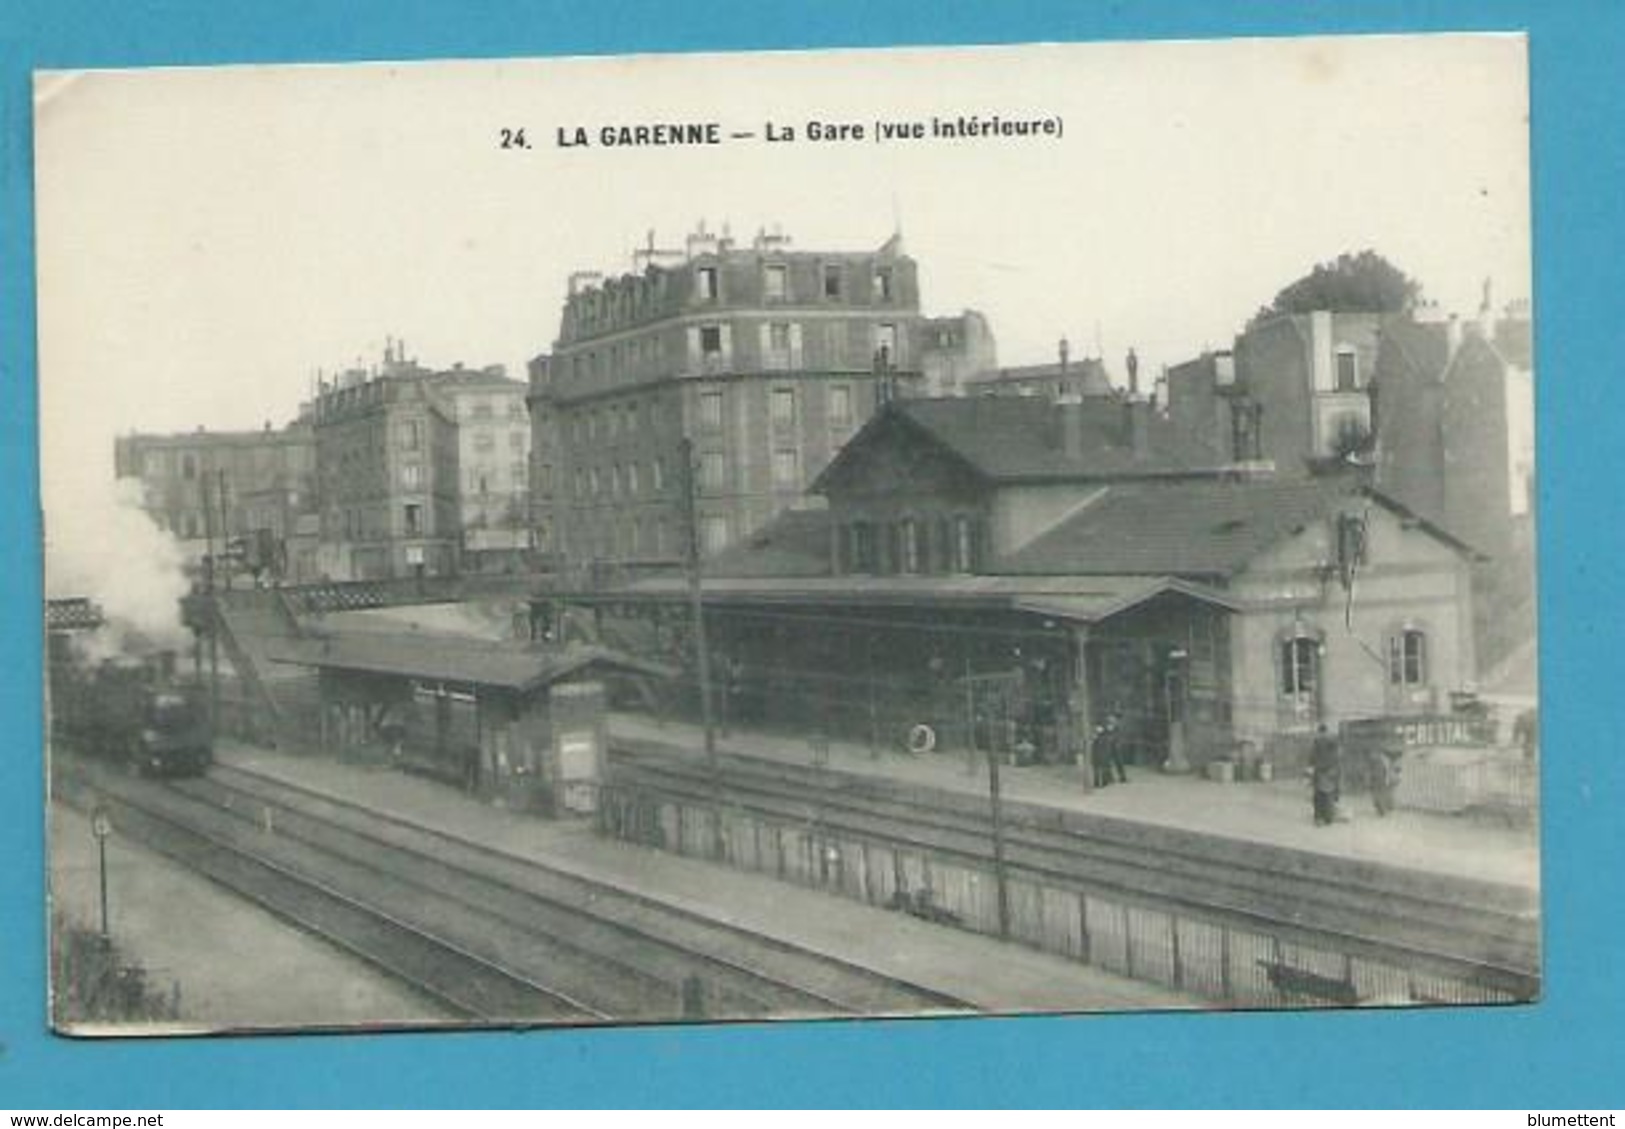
764, 264, 788, 302
696, 265, 719, 301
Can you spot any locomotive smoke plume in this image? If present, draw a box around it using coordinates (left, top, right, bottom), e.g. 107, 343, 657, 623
46, 478, 192, 660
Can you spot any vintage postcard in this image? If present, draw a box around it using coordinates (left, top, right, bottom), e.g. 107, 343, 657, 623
36, 35, 1537, 1035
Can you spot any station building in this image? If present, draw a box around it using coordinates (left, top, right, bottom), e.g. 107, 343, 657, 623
570, 396, 1480, 775
269, 630, 665, 815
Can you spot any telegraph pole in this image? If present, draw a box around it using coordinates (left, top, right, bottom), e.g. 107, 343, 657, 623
677, 437, 718, 771
200, 473, 220, 730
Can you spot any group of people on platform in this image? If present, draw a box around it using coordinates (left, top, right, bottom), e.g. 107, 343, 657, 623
1310, 724, 1402, 826
1088, 711, 1131, 789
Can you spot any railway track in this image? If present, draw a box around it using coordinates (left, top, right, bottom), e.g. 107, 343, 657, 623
53, 769, 602, 1025
607, 742, 1540, 994
56, 754, 969, 1023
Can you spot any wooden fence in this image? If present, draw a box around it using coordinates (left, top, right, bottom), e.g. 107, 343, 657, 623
598, 782, 1533, 1009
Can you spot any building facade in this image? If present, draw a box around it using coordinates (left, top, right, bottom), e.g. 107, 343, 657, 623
311, 351, 460, 581
1166, 300, 1535, 670
114, 421, 318, 582
535, 225, 994, 578
430, 365, 533, 572
1166, 310, 1383, 475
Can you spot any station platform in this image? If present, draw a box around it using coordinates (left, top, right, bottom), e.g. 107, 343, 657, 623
609, 713, 1541, 892
214, 738, 1199, 1016
50, 802, 432, 1032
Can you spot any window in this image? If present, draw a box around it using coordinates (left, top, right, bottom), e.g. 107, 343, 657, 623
589, 467, 601, 496
701, 515, 729, 555
1335, 346, 1358, 391
509, 431, 525, 452
874, 267, 894, 302
900, 518, 921, 574
474, 430, 495, 453
771, 388, 796, 428
1280, 635, 1321, 721
538, 463, 552, 494
653, 457, 666, 492
700, 389, 724, 430
1389, 629, 1429, 687
472, 399, 494, 420
403, 503, 422, 536
764, 264, 788, 301
1230, 400, 1263, 462
768, 322, 792, 353
509, 400, 525, 420
626, 462, 640, 495
700, 451, 726, 492
181, 453, 198, 480
700, 325, 724, 355
398, 422, 421, 451
823, 264, 842, 299
772, 448, 799, 490
952, 516, 979, 573
829, 384, 853, 426
400, 464, 423, 490
851, 522, 876, 573
696, 266, 719, 301
574, 468, 585, 498
611, 464, 623, 497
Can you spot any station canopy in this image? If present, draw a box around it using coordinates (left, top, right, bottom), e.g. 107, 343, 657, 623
566, 573, 1237, 626
268, 632, 668, 693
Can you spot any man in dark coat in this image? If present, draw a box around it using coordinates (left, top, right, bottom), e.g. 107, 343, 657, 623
1091, 714, 1120, 789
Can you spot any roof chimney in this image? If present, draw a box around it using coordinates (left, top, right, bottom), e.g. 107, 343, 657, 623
1125, 347, 1140, 397
1059, 401, 1085, 460
1123, 398, 1151, 459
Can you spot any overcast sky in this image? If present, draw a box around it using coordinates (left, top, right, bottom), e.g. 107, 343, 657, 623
36, 34, 1529, 524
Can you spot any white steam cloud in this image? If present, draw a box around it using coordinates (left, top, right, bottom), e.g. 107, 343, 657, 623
46, 478, 192, 654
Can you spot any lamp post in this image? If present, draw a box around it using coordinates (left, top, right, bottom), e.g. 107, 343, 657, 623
90, 804, 113, 943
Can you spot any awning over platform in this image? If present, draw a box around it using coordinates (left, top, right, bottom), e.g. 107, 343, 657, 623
558, 573, 1237, 625
267, 633, 669, 693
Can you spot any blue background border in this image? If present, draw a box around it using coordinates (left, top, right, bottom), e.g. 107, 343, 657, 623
3, 1, 1620, 1109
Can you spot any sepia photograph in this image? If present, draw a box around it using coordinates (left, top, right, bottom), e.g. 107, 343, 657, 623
35, 34, 1538, 1036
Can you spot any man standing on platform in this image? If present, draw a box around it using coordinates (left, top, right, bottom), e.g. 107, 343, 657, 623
1092, 713, 1121, 789
1311, 724, 1342, 826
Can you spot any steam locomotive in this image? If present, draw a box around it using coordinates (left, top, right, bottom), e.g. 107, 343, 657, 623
48, 640, 213, 778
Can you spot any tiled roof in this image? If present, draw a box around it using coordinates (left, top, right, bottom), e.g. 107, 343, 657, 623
268, 634, 667, 692
704, 509, 831, 578
886, 398, 1223, 482
998, 477, 1472, 577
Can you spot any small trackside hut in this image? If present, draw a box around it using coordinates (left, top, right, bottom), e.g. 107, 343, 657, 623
269, 632, 667, 815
